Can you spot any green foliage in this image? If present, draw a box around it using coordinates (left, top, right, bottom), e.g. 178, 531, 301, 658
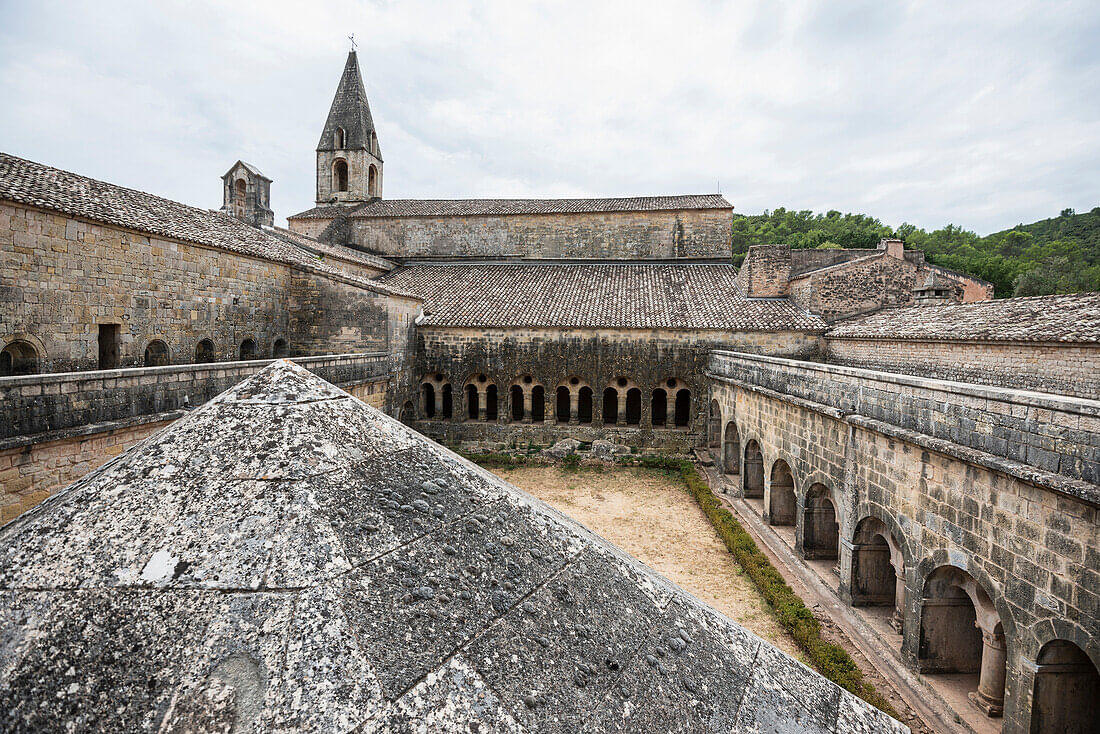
731, 206, 1100, 297
631, 456, 899, 718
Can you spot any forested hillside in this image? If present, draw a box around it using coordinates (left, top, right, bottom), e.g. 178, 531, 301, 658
730, 206, 1100, 297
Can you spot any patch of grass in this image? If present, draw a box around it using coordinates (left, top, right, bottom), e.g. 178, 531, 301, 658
624, 456, 898, 718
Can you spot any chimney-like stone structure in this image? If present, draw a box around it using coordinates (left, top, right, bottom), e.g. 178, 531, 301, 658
737, 245, 792, 298
878, 238, 904, 259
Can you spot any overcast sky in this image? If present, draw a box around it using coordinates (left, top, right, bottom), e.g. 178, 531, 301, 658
1, 1, 1097, 233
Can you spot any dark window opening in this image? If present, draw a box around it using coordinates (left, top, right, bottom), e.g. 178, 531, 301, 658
603, 388, 618, 424
98, 324, 120, 369
195, 339, 215, 363
441, 384, 453, 418
556, 386, 570, 423
1, 340, 39, 376
674, 389, 691, 427
625, 388, 641, 425
466, 384, 479, 420
511, 385, 524, 421
144, 340, 169, 367
335, 127, 345, 148
422, 383, 436, 419
334, 159, 349, 192
578, 387, 593, 424
651, 389, 667, 427
368, 165, 378, 197
531, 385, 545, 421
485, 385, 498, 421
272, 338, 288, 357
400, 401, 414, 424
239, 338, 257, 360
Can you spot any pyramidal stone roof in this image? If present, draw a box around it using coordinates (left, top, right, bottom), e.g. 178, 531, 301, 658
317, 51, 378, 154
0, 361, 905, 733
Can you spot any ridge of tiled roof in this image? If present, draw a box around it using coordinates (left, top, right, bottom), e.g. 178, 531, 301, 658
826, 292, 1100, 344
0, 361, 905, 733
289, 193, 732, 220
264, 225, 395, 272
0, 152, 415, 300
377, 261, 826, 331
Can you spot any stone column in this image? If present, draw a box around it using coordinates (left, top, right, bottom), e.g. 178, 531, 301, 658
569, 392, 578, 425
478, 388, 486, 422
523, 390, 532, 424
617, 393, 627, 427
892, 570, 906, 634
969, 630, 1007, 717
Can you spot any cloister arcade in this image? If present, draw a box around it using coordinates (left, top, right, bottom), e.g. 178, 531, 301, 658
413, 371, 694, 430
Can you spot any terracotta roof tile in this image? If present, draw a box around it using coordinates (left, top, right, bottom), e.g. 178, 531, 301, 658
378, 262, 825, 331
827, 293, 1100, 344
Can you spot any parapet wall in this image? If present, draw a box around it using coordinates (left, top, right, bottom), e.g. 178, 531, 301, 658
707, 350, 1100, 494
0, 352, 392, 444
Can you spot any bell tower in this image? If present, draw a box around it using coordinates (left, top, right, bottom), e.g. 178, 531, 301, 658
315, 50, 383, 204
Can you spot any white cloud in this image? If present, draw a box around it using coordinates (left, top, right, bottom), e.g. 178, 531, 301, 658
0, 0, 1096, 232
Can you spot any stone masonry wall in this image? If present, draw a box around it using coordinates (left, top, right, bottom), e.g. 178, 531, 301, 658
291, 208, 733, 260
708, 351, 1099, 734
735, 245, 792, 297
0, 201, 407, 373
826, 338, 1100, 400
789, 254, 921, 321
407, 327, 821, 451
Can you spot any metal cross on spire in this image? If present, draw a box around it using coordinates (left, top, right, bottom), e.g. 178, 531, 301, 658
348, 34, 357, 51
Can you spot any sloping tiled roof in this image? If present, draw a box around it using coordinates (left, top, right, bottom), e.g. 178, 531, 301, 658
378, 261, 826, 330
827, 293, 1100, 344
263, 225, 395, 272
0, 361, 905, 733
0, 152, 415, 300
289, 194, 732, 220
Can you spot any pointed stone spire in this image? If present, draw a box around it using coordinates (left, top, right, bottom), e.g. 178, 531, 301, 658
317, 51, 379, 156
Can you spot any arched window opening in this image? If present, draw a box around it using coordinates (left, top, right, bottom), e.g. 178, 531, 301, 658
1031, 640, 1100, 733
333, 159, 349, 192
485, 385, 498, 421
743, 440, 764, 498
233, 179, 247, 217
334, 127, 345, 148
578, 386, 593, 424
368, 165, 379, 197
556, 386, 570, 423
239, 338, 257, 361
272, 338, 288, 358
195, 339, 216, 364
602, 388, 618, 425
400, 401, 415, 425
674, 389, 691, 427
422, 383, 436, 419
1, 340, 40, 376
708, 400, 721, 448
466, 384, 479, 420
802, 483, 838, 560
919, 566, 1006, 717
625, 388, 641, 425
651, 389, 667, 427
850, 516, 904, 632
143, 340, 169, 367
511, 385, 524, 421
768, 460, 796, 526
441, 384, 453, 418
722, 422, 740, 475
531, 385, 545, 422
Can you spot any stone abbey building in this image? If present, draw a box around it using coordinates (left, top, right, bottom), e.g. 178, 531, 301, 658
1, 51, 1098, 732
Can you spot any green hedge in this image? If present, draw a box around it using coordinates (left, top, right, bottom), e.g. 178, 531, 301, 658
627, 456, 897, 717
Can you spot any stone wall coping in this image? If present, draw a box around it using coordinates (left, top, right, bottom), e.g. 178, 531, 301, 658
710, 349, 1100, 417
0, 352, 390, 388
825, 335, 1100, 349
0, 411, 186, 452
787, 253, 883, 282
708, 372, 1100, 508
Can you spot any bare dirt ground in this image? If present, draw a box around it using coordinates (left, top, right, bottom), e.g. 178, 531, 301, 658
492, 464, 802, 659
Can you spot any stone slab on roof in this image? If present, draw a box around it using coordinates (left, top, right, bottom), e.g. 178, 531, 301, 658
0, 152, 415, 300
0, 361, 905, 733
289, 194, 732, 220
827, 293, 1100, 344
378, 262, 826, 331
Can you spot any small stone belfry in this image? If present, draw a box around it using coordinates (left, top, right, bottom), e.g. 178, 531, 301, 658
220, 160, 273, 227
315, 50, 383, 204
